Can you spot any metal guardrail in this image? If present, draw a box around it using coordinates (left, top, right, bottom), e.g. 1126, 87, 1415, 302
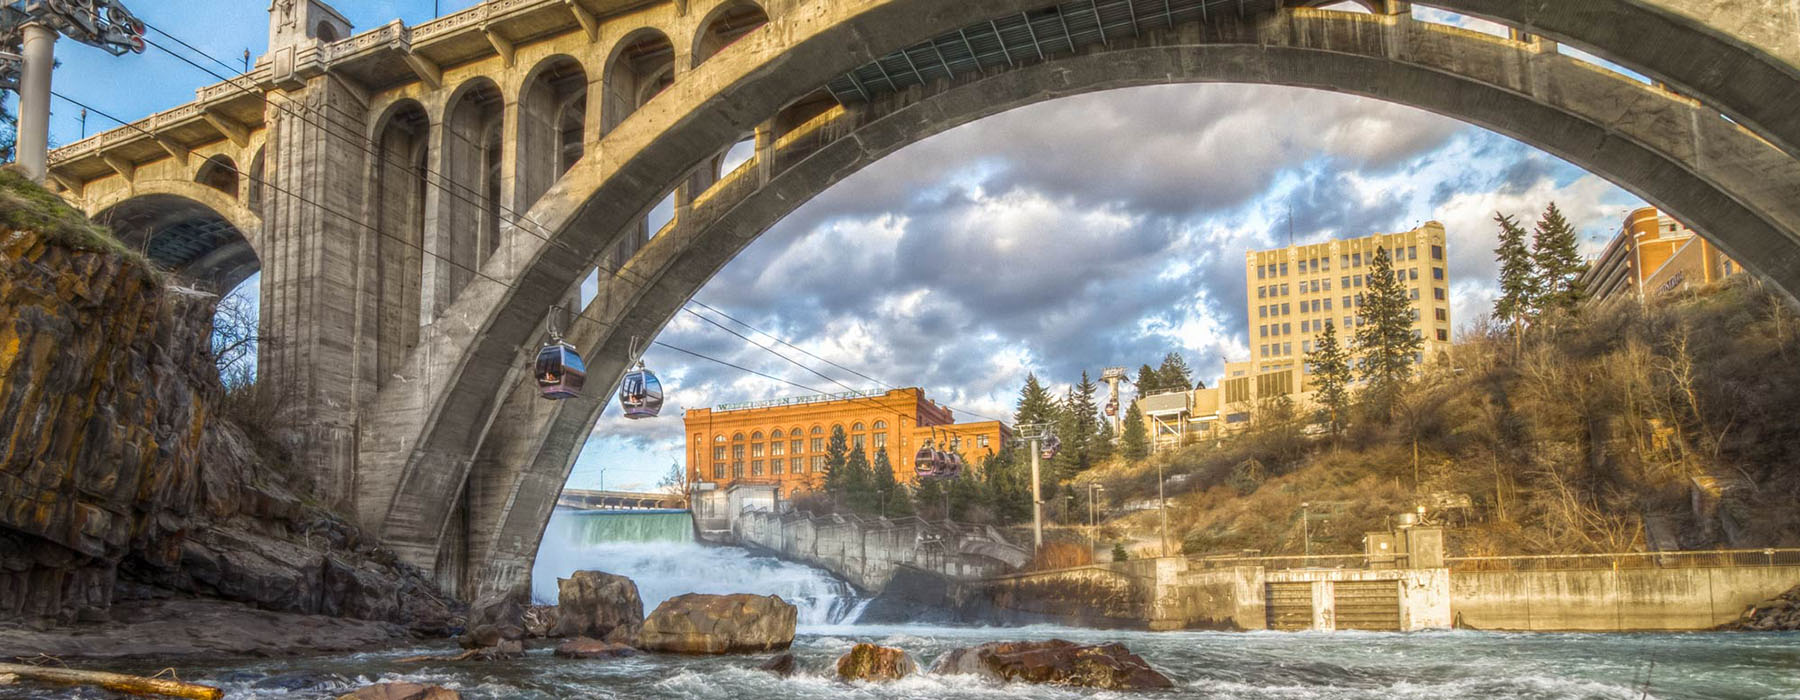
1187, 553, 1413, 571
1444, 548, 1800, 572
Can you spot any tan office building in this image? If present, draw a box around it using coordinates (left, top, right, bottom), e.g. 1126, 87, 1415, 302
1138, 223, 1454, 451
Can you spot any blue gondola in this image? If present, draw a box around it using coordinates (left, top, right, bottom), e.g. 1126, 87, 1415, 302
536, 339, 587, 400
619, 360, 664, 419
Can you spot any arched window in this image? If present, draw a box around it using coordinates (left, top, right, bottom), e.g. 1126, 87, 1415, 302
714, 434, 725, 442
771, 428, 784, 438
873, 420, 887, 430
732, 432, 745, 441
851, 422, 864, 432
195, 155, 239, 197
810, 426, 822, 435
315, 21, 340, 42
751, 431, 763, 440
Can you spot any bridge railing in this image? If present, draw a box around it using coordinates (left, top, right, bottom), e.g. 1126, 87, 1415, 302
1443, 548, 1800, 572
1185, 552, 1412, 571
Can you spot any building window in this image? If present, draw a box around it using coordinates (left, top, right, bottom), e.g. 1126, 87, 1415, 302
1282, 303, 1290, 315
1282, 322, 1291, 335
874, 420, 887, 430
1300, 320, 1309, 334
1280, 262, 1288, 275
852, 422, 864, 432
1281, 284, 1290, 296
1283, 342, 1292, 356
733, 445, 745, 459
852, 435, 865, 449
1257, 265, 1266, 279
733, 432, 744, 441
977, 435, 989, 448
1302, 340, 1312, 353
713, 463, 725, 479
772, 441, 785, 456
811, 438, 823, 452
1435, 308, 1448, 321
1325, 299, 1333, 311
752, 460, 764, 476
1408, 268, 1418, 280
1434, 287, 1446, 301
732, 461, 744, 478
1437, 329, 1448, 341
1260, 325, 1268, 338
1410, 289, 1420, 300
771, 459, 783, 475
1352, 253, 1362, 266
873, 433, 887, 448
1410, 308, 1420, 321
713, 446, 726, 460
791, 439, 803, 454
751, 430, 763, 441
1258, 286, 1266, 298
1412, 328, 1422, 339
811, 455, 825, 472
1432, 245, 1444, 260
1433, 267, 1444, 280
1408, 245, 1417, 260
752, 443, 765, 457
714, 434, 725, 443
1259, 306, 1268, 318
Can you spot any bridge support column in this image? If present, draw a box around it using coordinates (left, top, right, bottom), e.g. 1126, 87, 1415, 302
259, 75, 374, 514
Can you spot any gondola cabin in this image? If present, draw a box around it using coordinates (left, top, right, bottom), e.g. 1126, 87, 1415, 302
619, 362, 665, 419
536, 341, 587, 400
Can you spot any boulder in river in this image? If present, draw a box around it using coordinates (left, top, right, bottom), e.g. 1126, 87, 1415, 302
1725, 583, 1800, 630
335, 682, 461, 700
930, 639, 1174, 690
554, 637, 639, 659
836, 642, 916, 681
758, 653, 798, 677
638, 593, 797, 654
551, 571, 644, 643
457, 584, 527, 658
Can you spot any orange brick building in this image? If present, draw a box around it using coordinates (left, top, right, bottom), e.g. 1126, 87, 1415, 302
683, 388, 1009, 493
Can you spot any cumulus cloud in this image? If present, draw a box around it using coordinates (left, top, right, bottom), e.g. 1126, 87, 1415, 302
567, 83, 1643, 491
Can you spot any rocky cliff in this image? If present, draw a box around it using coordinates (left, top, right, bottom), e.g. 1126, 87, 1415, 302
0, 176, 455, 635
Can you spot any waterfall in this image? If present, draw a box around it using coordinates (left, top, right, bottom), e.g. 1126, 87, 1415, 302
531, 508, 866, 625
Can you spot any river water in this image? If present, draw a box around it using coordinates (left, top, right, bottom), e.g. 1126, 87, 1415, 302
9, 510, 1798, 698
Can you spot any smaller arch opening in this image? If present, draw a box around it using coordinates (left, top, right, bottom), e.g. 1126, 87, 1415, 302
603, 30, 675, 132
315, 21, 340, 42
196, 155, 240, 197
694, 2, 768, 68
247, 148, 265, 215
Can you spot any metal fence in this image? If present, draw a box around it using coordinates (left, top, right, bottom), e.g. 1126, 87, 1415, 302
1444, 548, 1800, 572
1186, 552, 1412, 571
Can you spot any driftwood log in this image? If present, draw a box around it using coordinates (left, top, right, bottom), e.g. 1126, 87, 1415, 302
0, 662, 223, 699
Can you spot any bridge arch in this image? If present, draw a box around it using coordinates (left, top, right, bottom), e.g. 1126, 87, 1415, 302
91, 184, 263, 293
518, 55, 590, 212
369, 99, 431, 382
601, 27, 676, 133
358, 3, 1800, 586
692, 1, 770, 69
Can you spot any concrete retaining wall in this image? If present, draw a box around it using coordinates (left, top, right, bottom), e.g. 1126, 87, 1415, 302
1451, 565, 1800, 631
729, 510, 1028, 592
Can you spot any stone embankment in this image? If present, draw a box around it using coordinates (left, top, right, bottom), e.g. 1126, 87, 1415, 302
1724, 582, 1800, 630
0, 190, 456, 657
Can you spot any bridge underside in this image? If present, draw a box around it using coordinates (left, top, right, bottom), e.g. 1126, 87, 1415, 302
96, 194, 260, 293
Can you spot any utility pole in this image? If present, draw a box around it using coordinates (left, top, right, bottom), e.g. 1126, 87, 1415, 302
1015, 422, 1056, 550
1100, 367, 1127, 436
1302, 501, 1311, 557
1086, 481, 1105, 559
1, 1, 148, 182
1157, 457, 1169, 557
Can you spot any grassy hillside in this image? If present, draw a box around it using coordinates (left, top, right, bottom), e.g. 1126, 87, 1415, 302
1084, 277, 1800, 557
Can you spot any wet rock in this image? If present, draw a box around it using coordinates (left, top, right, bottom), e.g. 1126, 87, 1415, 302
758, 653, 798, 677
1726, 584, 1800, 630
638, 593, 797, 654
551, 570, 643, 643
336, 682, 461, 700
554, 637, 639, 659
930, 639, 1174, 690
524, 604, 560, 638
252, 670, 351, 691
458, 584, 528, 654
836, 642, 916, 681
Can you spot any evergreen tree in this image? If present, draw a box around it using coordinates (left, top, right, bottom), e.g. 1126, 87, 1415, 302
1111, 542, 1130, 562
1013, 373, 1060, 425
1134, 363, 1161, 397
1120, 401, 1150, 460
1354, 247, 1422, 420
1305, 320, 1352, 438
912, 476, 947, 520
1531, 202, 1585, 313
870, 447, 911, 516
1157, 352, 1194, 392
1069, 371, 1103, 472
1492, 212, 1535, 332
842, 445, 875, 513
821, 425, 851, 507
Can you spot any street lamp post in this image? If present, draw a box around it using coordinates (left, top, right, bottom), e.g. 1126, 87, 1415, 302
1085, 482, 1105, 558
1302, 501, 1312, 557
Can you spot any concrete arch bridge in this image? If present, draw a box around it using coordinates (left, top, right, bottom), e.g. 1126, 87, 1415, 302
43, 0, 1800, 599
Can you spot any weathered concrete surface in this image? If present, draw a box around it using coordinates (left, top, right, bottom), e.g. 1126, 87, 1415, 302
730, 510, 1029, 592
1450, 565, 1800, 631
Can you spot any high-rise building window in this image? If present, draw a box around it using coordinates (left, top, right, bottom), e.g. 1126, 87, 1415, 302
1410, 289, 1420, 300
1257, 265, 1266, 279
1258, 286, 1266, 298
1259, 325, 1267, 337
1437, 329, 1448, 341
1435, 308, 1448, 321
1353, 253, 1362, 266
1282, 322, 1291, 335
1434, 287, 1446, 301
1282, 303, 1290, 314
1303, 340, 1312, 353
1325, 299, 1333, 311
1280, 262, 1288, 275
1433, 267, 1444, 280
1408, 245, 1417, 260
1283, 342, 1292, 355
1432, 245, 1444, 260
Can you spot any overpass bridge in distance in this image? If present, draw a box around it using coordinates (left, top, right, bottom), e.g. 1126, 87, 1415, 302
556, 489, 688, 511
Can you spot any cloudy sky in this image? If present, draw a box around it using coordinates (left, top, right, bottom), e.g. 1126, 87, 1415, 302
38, 1, 1648, 492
